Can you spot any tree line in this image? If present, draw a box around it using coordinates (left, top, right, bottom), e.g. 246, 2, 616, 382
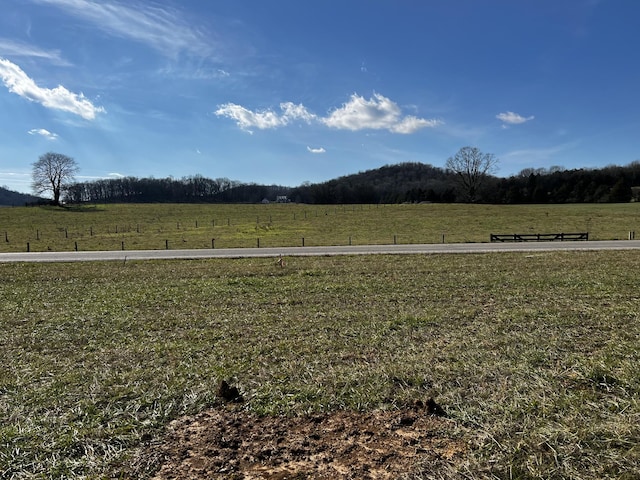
64, 175, 290, 204
62, 162, 640, 205
289, 162, 640, 204
25, 150, 640, 206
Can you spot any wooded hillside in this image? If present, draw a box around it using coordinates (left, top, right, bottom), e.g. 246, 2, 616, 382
7, 161, 640, 205
0, 187, 42, 206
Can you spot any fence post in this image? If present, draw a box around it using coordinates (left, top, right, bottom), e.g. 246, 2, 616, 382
211, 238, 215, 249
302, 237, 305, 247
122, 241, 125, 251
257, 238, 260, 248
27, 242, 30, 252
75, 241, 78, 251
165, 239, 169, 250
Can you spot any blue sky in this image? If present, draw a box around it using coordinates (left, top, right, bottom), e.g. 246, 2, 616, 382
1, 0, 639, 194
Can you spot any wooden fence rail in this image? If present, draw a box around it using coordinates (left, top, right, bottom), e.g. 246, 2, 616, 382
490, 232, 589, 242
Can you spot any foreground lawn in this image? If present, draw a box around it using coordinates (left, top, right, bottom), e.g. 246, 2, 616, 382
1, 251, 639, 478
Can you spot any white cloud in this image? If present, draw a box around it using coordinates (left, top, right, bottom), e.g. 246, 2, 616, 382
307, 146, 326, 154
323, 93, 441, 133
215, 104, 284, 133
28, 128, 58, 140
280, 102, 317, 123
216, 93, 440, 135
0, 58, 105, 120
390, 115, 442, 134
30, 0, 214, 59
215, 102, 316, 133
496, 111, 534, 125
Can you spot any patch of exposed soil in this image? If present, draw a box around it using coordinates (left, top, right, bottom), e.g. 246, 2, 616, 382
136, 401, 467, 479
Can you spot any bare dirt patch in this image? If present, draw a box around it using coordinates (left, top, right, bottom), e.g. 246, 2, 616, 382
138, 401, 467, 479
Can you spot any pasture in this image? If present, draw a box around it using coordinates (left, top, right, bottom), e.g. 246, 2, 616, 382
1, 249, 639, 478
1, 202, 640, 252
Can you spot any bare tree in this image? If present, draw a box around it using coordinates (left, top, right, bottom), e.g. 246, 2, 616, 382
32, 152, 79, 206
445, 146, 498, 202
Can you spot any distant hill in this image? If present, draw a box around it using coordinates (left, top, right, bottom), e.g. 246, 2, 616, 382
0, 186, 42, 206
289, 162, 456, 203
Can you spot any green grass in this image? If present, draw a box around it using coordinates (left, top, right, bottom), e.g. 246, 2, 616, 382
1, 202, 640, 252
1, 251, 639, 478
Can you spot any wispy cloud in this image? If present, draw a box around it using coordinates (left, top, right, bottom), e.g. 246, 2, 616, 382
216, 93, 441, 134
307, 146, 326, 154
496, 111, 534, 126
28, 128, 59, 140
0, 58, 105, 120
0, 38, 71, 66
500, 142, 580, 174
30, 0, 215, 59
0, 171, 32, 191
502, 142, 577, 161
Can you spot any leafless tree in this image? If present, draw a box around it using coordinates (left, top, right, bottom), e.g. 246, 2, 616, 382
445, 146, 498, 202
32, 152, 79, 206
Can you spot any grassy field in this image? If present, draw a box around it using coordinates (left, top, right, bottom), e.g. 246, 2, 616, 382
1, 202, 640, 252
1, 251, 639, 478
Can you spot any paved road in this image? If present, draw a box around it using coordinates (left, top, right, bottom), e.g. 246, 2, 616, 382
1, 240, 640, 263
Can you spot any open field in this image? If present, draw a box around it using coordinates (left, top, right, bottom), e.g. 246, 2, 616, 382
1, 251, 639, 478
1, 203, 640, 252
